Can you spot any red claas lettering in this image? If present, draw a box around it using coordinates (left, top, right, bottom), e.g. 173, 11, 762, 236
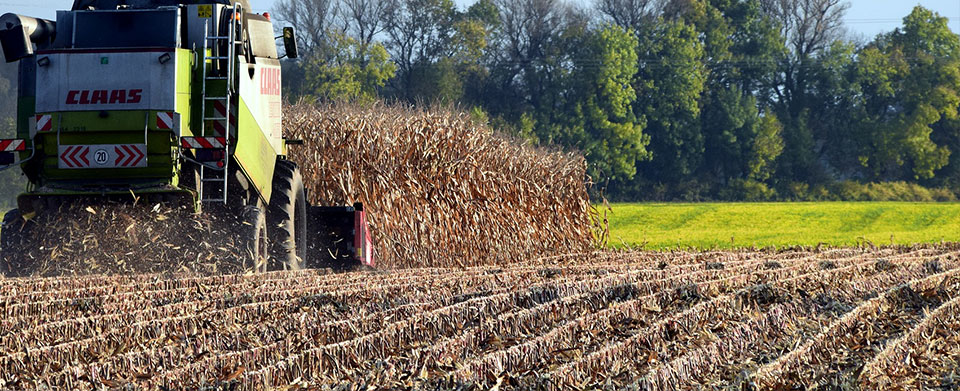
260, 68, 280, 95
109, 89, 126, 104
66, 89, 144, 105
91, 90, 108, 104
66, 90, 80, 104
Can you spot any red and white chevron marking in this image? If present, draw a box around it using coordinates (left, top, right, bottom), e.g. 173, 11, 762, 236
180, 136, 227, 149
59, 144, 146, 169
114, 145, 146, 167
0, 139, 26, 152
59, 145, 90, 168
36, 114, 53, 132
212, 100, 237, 138
156, 112, 175, 130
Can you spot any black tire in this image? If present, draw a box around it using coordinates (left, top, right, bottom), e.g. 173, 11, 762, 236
268, 160, 308, 271
241, 205, 269, 273
1, 210, 33, 277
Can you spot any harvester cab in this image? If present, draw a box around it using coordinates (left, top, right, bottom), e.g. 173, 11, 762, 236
0, 0, 374, 275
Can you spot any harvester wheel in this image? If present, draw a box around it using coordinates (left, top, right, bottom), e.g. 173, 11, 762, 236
241, 205, 269, 273
1, 210, 34, 277
268, 160, 307, 271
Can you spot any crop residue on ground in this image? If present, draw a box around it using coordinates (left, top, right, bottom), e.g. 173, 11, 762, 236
2, 246, 959, 390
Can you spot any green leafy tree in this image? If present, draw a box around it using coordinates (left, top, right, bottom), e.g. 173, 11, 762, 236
598, 0, 785, 198
702, 89, 750, 181
748, 113, 784, 181
302, 32, 397, 102
805, 40, 860, 178
634, 19, 707, 181
761, 0, 849, 183
854, 6, 960, 180
555, 26, 650, 182
683, 0, 785, 184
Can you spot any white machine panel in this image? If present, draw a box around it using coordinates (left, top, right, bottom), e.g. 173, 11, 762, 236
239, 57, 283, 151
35, 50, 179, 112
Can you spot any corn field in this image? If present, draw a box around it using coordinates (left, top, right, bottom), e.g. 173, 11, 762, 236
284, 102, 596, 268
2, 246, 960, 390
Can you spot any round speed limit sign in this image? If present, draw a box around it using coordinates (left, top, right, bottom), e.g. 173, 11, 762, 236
94, 149, 109, 166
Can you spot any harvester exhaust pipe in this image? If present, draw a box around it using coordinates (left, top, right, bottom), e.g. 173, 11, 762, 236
0, 13, 56, 62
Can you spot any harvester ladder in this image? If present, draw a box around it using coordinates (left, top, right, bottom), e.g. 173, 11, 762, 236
198, 6, 241, 204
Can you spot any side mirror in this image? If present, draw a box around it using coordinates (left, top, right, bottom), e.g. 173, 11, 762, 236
282, 27, 298, 59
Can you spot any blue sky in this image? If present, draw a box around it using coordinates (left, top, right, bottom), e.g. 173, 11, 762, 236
2, 0, 959, 39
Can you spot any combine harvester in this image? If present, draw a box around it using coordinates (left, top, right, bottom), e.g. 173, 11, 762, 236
0, 0, 373, 275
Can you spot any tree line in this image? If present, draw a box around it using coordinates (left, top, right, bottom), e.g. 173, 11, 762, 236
275, 0, 960, 201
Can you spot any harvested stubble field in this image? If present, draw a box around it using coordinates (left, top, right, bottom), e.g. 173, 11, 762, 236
3, 246, 960, 390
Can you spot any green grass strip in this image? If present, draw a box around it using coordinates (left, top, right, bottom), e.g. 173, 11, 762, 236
603, 202, 960, 250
